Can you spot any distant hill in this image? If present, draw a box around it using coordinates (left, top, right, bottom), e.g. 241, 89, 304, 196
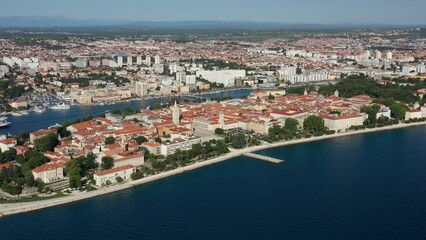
0, 16, 421, 29
0, 15, 125, 27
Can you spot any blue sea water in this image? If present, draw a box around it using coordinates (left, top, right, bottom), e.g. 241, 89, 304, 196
1, 126, 426, 239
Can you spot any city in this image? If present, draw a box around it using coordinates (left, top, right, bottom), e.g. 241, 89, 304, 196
0, 1, 426, 239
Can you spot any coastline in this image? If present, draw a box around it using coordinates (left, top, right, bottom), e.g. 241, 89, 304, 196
1, 121, 426, 217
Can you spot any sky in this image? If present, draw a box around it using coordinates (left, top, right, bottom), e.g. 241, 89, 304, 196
1, 0, 426, 25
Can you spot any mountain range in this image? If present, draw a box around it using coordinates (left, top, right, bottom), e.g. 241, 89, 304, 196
0, 16, 421, 29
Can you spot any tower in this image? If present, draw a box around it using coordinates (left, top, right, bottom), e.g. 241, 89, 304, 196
171, 101, 180, 125
334, 90, 339, 97
219, 111, 225, 127
304, 89, 308, 96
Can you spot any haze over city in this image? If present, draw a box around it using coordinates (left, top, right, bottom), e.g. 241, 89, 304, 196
1, 0, 426, 25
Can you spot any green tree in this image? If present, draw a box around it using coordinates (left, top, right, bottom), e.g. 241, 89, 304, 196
214, 128, 225, 135
116, 176, 123, 183
25, 172, 35, 187
131, 171, 144, 180
284, 118, 299, 132
85, 152, 98, 170
135, 136, 148, 145
67, 161, 82, 188
361, 105, 380, 124
34, 133, 59, 152
268, 93, 275, 100
390, 103, 407, 120
104, 136, 116, 145
215, 140, 229, 154
303, 116, 326, 135
101, 156, 114, 170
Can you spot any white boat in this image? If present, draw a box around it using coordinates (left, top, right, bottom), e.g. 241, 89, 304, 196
0, 117, 11, 128
34, 107, 45, 113
49, 123, 62, 129
21, 110, 29, 115
51, 103, 70, 110
11, 112, 23, 116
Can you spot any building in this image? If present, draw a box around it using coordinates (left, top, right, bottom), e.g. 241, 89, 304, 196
154, 55, 161, 65
323, 114, 365, 132
196, 70, 246, 87
114, 153, 145, 168
375, 50, 382, 60
161, 134, 202, 156
10, 100, 28, 110
74, 59, 88, 68
376, 106, 391, 119
421, 104, 426, 118
135, 81, 148, 97
30, 129, 57, 142
93, 165, 136, 186
32, 163, 65, 183
405, 110, 422, 120
0, 138, 17, 152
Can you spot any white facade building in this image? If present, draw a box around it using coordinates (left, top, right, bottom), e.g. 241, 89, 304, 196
32, 163, 65, 183
114, 153, 145, 168
196, 70, 246, 87
94, 165, 136, 186
323, 114, 366, 132
161, 134, 202, 156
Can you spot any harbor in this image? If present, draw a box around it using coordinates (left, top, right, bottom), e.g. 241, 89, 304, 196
0, 89, 252, 135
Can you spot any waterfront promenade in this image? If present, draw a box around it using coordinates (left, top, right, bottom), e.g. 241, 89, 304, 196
1, 121, 426, 217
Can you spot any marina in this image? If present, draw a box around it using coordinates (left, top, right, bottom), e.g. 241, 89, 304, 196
0, 89, 253, 135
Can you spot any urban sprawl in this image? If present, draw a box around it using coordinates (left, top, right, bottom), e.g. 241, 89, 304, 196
0, 28, 426, 204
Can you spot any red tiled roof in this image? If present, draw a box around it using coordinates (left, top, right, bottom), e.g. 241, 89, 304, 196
31, 129, 56, 137
0, 162, 12, 169
32, 163, 64, 173
94, 165, 134, 176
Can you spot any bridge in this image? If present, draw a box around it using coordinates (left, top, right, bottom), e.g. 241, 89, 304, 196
180, 95, 210, 102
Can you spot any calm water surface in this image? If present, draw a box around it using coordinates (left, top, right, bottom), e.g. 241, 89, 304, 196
1, 126, 426, 239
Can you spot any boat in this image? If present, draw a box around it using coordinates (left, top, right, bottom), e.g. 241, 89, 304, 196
11, 112, 23, 116
21, 110, 29, 115
34, 107, 45, 113
49, 123, 62, 129
0, 117, 11, 128
51, 103, 70, 110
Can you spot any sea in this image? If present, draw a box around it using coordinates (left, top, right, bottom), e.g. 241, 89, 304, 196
1, 126, 426, 239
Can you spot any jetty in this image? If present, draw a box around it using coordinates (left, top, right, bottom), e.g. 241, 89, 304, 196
242, 153, 284, 164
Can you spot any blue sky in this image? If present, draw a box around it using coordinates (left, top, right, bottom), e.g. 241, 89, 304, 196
1, 0, 425, 25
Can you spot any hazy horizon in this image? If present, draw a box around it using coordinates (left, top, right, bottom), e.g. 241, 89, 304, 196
1, 0, 425, 25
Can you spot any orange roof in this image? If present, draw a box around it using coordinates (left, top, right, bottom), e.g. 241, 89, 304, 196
0, 138, 16, 145
31, 129, 56, 137
32, 163, 64, 173
0, 162, 12, 169
115, 153, 144, 162
94, 165, 134, 176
